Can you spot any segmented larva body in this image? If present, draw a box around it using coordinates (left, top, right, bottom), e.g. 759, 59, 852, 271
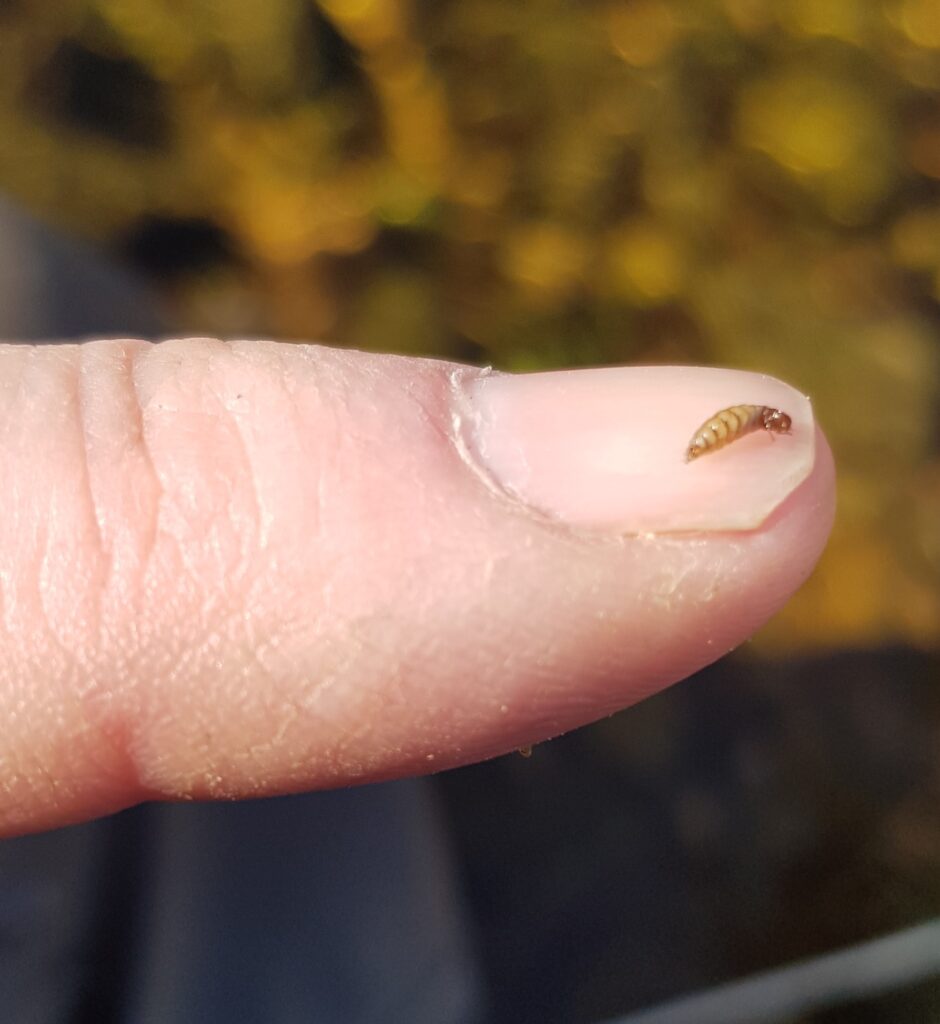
685, 404, 792, 462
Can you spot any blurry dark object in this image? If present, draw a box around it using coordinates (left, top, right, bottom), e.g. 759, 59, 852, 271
29, 39, 169, 149
0, 198, 164, 340
438, 648, 940, 1023
604, 917, 940, 1024
119, 215, 241, 282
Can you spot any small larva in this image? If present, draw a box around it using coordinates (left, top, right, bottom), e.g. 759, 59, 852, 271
685, 404, 792, 462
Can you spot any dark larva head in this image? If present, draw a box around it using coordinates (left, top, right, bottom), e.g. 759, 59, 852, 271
761, 407, 792, 434
685, 439, 707, 461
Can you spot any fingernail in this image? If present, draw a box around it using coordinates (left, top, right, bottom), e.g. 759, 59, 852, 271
457, 366, 816, 533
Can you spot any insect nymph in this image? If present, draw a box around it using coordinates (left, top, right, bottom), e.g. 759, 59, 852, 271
685, 404, 792, 461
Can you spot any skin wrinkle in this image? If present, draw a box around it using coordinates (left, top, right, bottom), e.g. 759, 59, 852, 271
207, 346, 266, 556
400, 366, 468, 451
1, 352, 24, 636
75, 345, 108, 614
276, 348, 329, 544
238, 627, 303, 767
75, 350, 160, 767
0, 350, 21, 638
128, 343, 165, 593
145, 348, 255, 614
141, 611, 299, 796
15, 356, 100, 770
131, 343, 208, 750
242, 405, 397, 770
24, 358, 57, 648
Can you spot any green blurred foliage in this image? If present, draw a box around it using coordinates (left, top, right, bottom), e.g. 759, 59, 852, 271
0, 0, 938, 651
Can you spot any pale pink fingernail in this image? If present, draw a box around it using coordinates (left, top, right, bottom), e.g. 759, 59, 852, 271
458, 366, 816, 533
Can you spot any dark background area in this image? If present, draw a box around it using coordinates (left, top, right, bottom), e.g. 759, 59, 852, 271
440, 649, 940, 1022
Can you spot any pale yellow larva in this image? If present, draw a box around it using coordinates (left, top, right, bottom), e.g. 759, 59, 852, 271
685, 404, 792, 462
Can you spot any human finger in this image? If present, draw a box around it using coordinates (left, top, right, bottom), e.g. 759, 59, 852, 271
0, 340, 834, 835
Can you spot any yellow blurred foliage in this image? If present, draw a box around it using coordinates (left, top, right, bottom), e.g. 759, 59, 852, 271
891, 206, 940, 272
736, 69, 894, 219
781, 0, 870, 42
606, 0, 681, 67
906, 119, 940, 180
605, 218, 687, 304
501, 222, 589, 299
0, 0, 937, 653
892, 0, 940, 49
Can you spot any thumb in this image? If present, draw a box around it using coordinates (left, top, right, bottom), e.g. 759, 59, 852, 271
0, 339, 834, 835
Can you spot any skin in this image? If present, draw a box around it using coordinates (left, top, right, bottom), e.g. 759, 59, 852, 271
0, 339, 836, 837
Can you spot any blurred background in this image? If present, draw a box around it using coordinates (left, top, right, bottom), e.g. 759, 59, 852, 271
0, 0, 938, 1021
